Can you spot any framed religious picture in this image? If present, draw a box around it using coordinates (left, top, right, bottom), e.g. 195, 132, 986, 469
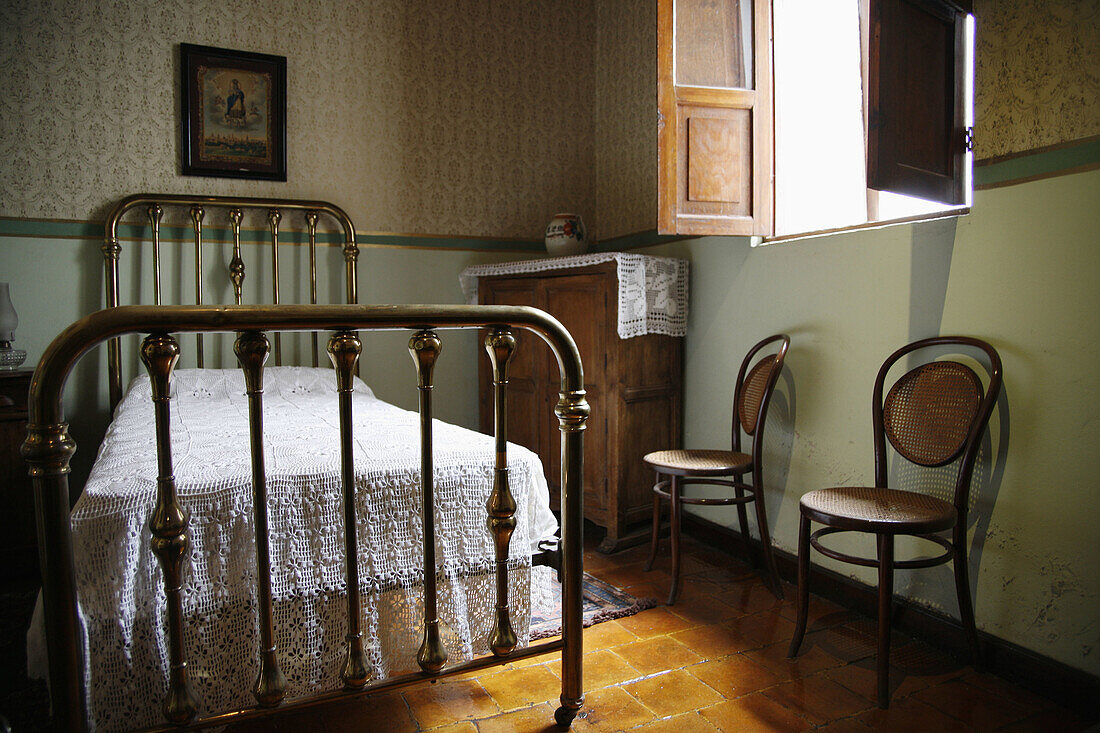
180, 43, 287, 180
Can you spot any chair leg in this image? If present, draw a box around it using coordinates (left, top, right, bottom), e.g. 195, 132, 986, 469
787, 514, 812, 658
668, 475, 682, 605
876, 533, 895, 709
644, 474, 662, 573
953, 526, 982, 669
734, 481, 756, 569
752, 484, 783, 599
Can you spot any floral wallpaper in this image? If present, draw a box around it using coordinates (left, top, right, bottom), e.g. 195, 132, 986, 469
0, 0, 594, 240
974, 0, 1100, 160
593, 0, 658, 241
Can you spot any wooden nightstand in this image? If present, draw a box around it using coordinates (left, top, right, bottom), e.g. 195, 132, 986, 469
0, 368, 37, 582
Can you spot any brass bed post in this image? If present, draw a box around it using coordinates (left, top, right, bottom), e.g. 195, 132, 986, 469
343, 230, 359, 306
22, 409, 83, 731
148, 204, 163, 306
268, 209, 282, 365
305, 211, 320, 367
343, 229, 360, 378
555, 386, 589, 726
328, 331, 369, 689
102, 226, 123, 409
229, 208, 245, 306
190, 206, 205, 367
410, 330, 447, 674
235, 331, 288, 706
140, 334, 199, 724
485, 329, 518, 657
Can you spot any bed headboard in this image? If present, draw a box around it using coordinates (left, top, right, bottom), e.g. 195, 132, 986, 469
103, 194, 359, 408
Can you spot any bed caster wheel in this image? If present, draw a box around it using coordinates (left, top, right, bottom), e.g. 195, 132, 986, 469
554, 704, 579, 727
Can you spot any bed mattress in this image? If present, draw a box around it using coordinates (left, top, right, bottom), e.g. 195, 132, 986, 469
34, 366, 558, 730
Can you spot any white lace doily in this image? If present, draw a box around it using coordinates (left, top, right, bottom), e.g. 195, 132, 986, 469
460, 253, 689, 339
30, 367, 557, 731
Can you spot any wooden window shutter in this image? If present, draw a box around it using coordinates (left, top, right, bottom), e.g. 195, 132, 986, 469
658, 0, 774, 236
867, 0, 970, 206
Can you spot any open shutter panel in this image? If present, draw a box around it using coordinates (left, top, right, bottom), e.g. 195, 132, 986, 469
867, 0, 969, 206
658, 0, 773, 236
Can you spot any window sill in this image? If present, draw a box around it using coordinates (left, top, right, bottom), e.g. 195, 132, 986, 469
755, 207, 971, 247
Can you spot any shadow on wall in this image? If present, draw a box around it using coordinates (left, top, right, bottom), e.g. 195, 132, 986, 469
899, 217, 1011, 621
763, 365, 797, 548
888, 350, 1009, 624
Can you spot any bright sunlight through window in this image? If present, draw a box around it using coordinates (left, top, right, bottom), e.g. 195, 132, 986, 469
772, 0, 974, 238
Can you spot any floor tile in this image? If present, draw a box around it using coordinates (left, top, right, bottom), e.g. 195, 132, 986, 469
622, 669, 724, 718
671, 620, 752, 657
911, 676, 1037, 729
779, 593, 858, 631
478, 663, 562, 712
717, 580, 786, 616
617, 606, 696, 639
665, 592, 741, 626
760, 675, 874, 726
797, 625, 876, 664
686, 653, 781, 698
698, 691, 814, 732
814, 717, 873, 732
545, 648, 642, 689
854, 695, 971, 732
613, 635, 703, 676
634, 710, 721, 732
744, 639, 847, 681
321, 691, 417, 732
401, 678, 499, 728
729, 609, 797, 650
582, 619, 640, 650
996, 706, 1094, 732
474, 702, 561, 733
424, 723, 478, 733
573, 685, 656, 731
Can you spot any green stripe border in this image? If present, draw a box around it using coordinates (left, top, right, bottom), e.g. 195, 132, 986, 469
975, 136, 1100, 189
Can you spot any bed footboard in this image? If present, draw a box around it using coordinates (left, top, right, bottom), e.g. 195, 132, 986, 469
22, 304, 588, 731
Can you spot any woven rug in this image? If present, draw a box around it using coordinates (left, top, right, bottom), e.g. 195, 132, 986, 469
531, 572, 657, 640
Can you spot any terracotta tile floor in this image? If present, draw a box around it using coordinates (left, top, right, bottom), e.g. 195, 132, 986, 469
241, 535, 1094, 732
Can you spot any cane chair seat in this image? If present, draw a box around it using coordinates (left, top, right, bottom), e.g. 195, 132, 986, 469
643, 449, 752, 476
799, 486, 957, 534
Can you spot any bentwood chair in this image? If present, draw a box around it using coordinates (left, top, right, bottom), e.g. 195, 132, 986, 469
787, 336, 1002, 709
643, 334, 789, 605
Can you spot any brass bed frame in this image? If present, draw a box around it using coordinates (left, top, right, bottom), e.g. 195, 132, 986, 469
23, 195, 587, 731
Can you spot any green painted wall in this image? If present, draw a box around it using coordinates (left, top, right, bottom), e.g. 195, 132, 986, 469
639, 168, 1100, 676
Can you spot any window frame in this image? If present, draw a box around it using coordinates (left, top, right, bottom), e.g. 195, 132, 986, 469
658, 0, 974, 241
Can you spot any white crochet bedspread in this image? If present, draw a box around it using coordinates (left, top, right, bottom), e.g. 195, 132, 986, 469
39, 366, 558, 731
459, 252, 690, 339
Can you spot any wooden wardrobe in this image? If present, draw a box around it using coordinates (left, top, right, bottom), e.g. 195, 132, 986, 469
476, 261, 683, 553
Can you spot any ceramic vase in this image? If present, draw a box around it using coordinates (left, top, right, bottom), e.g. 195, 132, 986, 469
0, 282, 26, 369
544, 213, 588, 257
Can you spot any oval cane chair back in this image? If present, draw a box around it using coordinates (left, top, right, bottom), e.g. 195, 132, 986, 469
873, 336, 1003, 513
732, 335, 790, 454
882, 361, 982, 468
738, 355, 779, 437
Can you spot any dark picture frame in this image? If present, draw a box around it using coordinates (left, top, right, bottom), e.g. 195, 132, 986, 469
180, 43, 287, 181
